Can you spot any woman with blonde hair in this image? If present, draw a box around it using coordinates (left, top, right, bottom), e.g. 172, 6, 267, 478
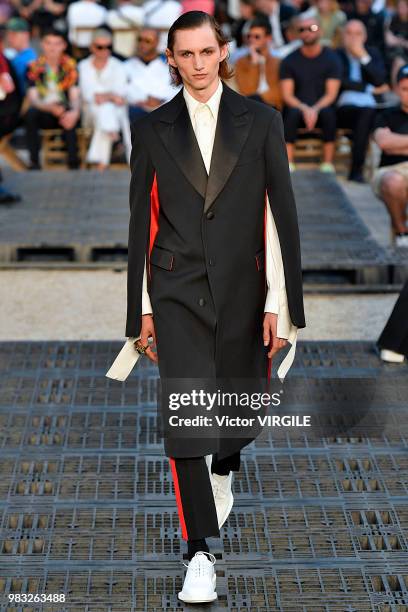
310, 0, 347, 46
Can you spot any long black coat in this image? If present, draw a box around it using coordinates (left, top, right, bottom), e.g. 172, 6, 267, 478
126, 81, 306, 459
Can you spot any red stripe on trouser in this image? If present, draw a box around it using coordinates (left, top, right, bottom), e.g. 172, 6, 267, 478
169, 457, 188, 540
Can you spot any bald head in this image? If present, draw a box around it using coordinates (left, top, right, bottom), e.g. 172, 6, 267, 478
343, 18, 367, 51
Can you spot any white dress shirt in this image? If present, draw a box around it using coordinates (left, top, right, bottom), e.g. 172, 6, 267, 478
141, 78, 299, 381
124, 56, 178, 105
66, 0, 107, 49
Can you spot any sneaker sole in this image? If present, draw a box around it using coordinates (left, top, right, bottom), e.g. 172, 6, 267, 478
178, 592, 218, 603
178, 575, 217, 603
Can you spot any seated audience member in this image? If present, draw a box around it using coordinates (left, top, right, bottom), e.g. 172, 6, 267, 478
346, 0, 385, 55
0, 28, 22, 203
0, 0, 13, 23
25, 28, 80, 169
371, 65, 408, 249
231, 0, 262, 48
385, 0, 408, 86
124, 27, 176, 122
78, 28, 131, 171
235, 16, 283, 108
142, 0, 182, 52
255, 0, 298, 48
11, 0, 67, 36
336, 19, 387, 182
4, 18, 37, 95
106, 0, 143, 59
309, 0, 346, 47
67, 0, 107, 56
280, 13, 342, 172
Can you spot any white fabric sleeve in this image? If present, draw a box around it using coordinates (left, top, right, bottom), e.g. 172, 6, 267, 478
142, 255, 153, 315
265, 194, 299, 382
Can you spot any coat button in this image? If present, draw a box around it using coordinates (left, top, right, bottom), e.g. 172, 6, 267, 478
198, 297, 206, 306
206, 211, 214, 220
209, 257, 216, 266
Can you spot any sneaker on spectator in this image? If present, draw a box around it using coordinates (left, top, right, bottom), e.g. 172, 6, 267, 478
288, 162, 297, 173
395, 233, 408, 248
319, 162, 335, 174
380, 349, 405, 363
348, 171, 365, 183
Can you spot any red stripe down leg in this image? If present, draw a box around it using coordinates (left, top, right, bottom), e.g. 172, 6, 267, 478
169, 458, 189, 540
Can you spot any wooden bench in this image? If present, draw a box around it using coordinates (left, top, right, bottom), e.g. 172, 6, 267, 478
294, 128, 353, 173
40, 127, 129, 169
0, 133, 27, 171
40, 127, 92, 169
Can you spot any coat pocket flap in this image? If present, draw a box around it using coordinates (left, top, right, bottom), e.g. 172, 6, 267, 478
150, 245, 175, 270
255, 248, 265, 271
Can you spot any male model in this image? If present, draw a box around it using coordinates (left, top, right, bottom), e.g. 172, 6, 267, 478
126, 11, 306, 603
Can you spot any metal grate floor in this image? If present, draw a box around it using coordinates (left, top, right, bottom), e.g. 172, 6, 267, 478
1, 170, 406, 283
0, 340, 407, 611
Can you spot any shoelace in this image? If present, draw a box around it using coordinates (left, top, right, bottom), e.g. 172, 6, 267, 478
181, 550, 217, 574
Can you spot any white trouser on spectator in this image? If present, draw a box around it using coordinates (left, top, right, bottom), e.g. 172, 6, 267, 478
83, 101, 131, 166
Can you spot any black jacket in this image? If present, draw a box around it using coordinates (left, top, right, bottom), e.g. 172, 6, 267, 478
126, 82, 306, 458
336, 46, 387, 93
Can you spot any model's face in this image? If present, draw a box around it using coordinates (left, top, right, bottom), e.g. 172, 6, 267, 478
166, 24, 228, 93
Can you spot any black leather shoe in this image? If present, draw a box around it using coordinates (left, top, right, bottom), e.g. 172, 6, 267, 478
0, 188, 21, 204
348, 171, 366, 183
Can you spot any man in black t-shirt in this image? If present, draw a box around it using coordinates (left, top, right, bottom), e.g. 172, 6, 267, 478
280, 13, 342, 173
372, 64, 408, 248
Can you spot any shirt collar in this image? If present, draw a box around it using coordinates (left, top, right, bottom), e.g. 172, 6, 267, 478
183, 78, 223, 120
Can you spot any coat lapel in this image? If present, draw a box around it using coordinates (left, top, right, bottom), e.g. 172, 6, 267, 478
153, 82, 253, 211
204, 87, 253, 214
153, 89, 208, 200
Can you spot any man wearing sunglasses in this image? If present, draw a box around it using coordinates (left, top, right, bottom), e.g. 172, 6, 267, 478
78, 28, 131, 170
280, 13, 342, 173
124, 27, 177, 122
235, 15, 283, 109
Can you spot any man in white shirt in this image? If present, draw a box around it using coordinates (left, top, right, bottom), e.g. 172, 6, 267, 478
78, 29, 131, 170
126, 11, 305, 603
124, 27, 178, 122
142, 0, 182, 52
67, 0, 107, 53
106, 0, 143, 58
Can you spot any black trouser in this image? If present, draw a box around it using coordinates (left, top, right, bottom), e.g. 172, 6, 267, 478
337, 105, 377, 175
169, 450, 241, 540
24, 107, 79, 167
377, 279, 408, 356
283, 105, 337, 143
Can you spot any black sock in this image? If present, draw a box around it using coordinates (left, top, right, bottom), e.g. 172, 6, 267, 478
187, 538, 209, 560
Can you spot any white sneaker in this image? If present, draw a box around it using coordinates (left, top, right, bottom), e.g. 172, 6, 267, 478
395, 233, 408, 248
178, 551, 217, 603
204, 454, 234, 528
380, 349, 405, 363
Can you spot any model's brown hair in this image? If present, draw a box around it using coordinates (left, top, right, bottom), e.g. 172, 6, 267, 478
166, 11, 234, 86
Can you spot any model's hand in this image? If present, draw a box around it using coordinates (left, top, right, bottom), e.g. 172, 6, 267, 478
263, 313, 288, 359
140, 314, 158, 363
